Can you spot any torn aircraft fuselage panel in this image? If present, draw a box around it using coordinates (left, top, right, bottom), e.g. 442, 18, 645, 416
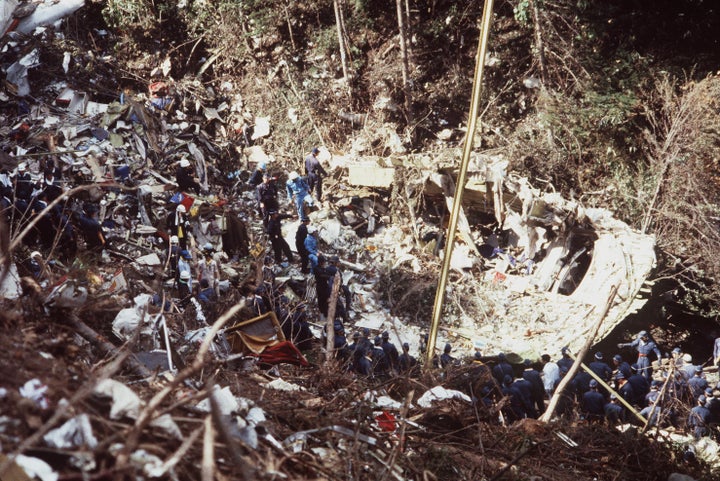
464, 158, 656, 359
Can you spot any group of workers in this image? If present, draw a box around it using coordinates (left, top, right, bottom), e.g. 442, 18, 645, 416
481, 331, 720, 439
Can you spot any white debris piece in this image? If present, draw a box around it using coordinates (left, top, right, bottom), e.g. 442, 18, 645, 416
245, 145, 272, 166
5, 48, 40, 96
437, 128, 453, 140
14, 454, 58, 481
111, 293, 154, 341
93, 379, 182, 440
264, 378, 306, 392
288, 107, 298, 123
363, 391, 405, 410
196, 385, 239, 415
43, 116, 60, 127
0, 262, 22, 300
449, 243, 475, 272
523, 76, 541, 89
417, 386, 472, 408
62, 51, 71, 73
668, 474, 696, 481
1, 0, 19, 37
94, 379, 142, 419
354, 313, 387, 331
129, 449, 164, 478
16, 0, 86, 35
19, 379, 49, 410
134, 253, 161, 266
246, 406, 266, 426
43, 414, 98, 449
251, 116, 271, 140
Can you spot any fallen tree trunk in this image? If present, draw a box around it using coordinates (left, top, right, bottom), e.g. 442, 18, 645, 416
64, 312, 152, 379
324, 272, 342, 367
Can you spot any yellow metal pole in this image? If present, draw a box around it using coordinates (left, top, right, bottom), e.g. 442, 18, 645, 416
425, 0, 495, 368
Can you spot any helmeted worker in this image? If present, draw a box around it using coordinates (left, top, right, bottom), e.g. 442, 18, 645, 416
286, 171, 313, 220
618, 330, 662, 380
304, 147, 328, 201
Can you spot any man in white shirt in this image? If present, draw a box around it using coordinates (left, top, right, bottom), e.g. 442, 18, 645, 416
541, 353, 560, 398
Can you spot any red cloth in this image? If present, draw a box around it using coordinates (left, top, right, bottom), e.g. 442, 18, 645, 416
180, 193, 195, 211
257, 341, 310, 367
375, 411, 397, 432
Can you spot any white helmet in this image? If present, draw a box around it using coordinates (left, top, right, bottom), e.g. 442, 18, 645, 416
17, 162, 27, 172
289, 171, 299, 181
170, 235, 179, 244
307, 225, 318, 234
176, 204, 186, 213
180, 270, 191, 281
179, 158, 191, 168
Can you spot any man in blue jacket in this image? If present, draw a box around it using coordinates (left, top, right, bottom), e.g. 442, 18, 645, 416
286, 171, 313, 219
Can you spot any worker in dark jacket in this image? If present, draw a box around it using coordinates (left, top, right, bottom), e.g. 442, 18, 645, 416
304, 225, 320, 273
372, 336, 390, 378
557, 346, 574, 373
381, 331, 399, 372
356, 346, 374, 378
627, 365, 650, 405
198, 278, 217, 305
604, 394, 626, 425
333, 321, 349, 361
325, 255, 348, 322
439, 343, 456, 369
266, 211, 293, 265
571, 370, 593, 401
522, 359, 545, 415
304, 147, 328, 201
40, 165, 64, 205
177, 270, 193, 308
256, 173, 279, 225
501, 375, 526, 423
398, 342, 417, 374
588, 352, 613, 383
75, 204, 105, 250
313, 255, 331, 316
328, 255, 352, 314
514, 376, 537, 418
612, 354, 632, 381
176, 158, 201, 194
581, 380, 605, 423
616, 372, 635, 408
688, 395, 711, 439
688, 367, 709, 402
13, 162, 34, 212
295, 217, 311, 273
247, 161, 266, 187
492, 353, 514, 384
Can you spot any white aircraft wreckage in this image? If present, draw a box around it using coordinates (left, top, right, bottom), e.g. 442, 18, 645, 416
345, 152, 656, 360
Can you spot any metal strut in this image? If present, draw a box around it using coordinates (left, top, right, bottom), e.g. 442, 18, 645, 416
425, 0, 496, 368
